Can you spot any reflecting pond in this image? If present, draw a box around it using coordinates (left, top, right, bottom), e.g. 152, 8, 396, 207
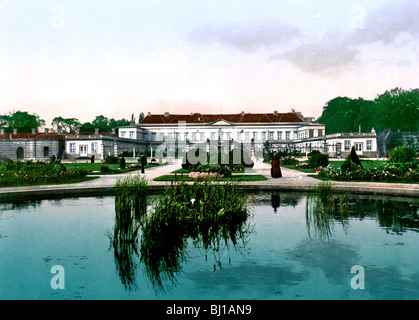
0, 191, 418, 300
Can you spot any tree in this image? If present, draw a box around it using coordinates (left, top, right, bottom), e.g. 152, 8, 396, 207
51, 117, 81, 133
0, 111, 45, 133
318, 88, 419, 134
92, 115, 110, 132
139, 112, 145, 123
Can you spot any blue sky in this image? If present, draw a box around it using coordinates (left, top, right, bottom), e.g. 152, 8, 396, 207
1, 0, 418, 126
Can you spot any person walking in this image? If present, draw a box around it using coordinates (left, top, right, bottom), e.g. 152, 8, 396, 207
140, 153, 147, 174
271, 153, 282, 178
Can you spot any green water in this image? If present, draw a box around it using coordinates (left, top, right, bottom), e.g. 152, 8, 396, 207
0, 192, 418, 300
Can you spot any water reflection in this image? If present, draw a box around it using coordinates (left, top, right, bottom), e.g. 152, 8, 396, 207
109, 184, 419, 293
108, 181, 253, 292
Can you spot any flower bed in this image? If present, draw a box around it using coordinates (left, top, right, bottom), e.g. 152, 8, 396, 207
189, 172, 225, 179
317, 162, 419, 182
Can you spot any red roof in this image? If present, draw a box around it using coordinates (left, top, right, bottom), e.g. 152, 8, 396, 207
0, 133, 66, 139
140, 112, 303, 124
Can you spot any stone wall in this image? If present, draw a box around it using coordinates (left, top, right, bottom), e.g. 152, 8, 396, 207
0, 138, 63, 161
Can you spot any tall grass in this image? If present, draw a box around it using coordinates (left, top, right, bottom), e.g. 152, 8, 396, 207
108, 178, 253, 292
306, 182, 349, 240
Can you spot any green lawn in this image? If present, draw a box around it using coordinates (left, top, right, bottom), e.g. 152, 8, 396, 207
154, 174, 268, 182
64, 162, 162, 175
281, 160, 386, 174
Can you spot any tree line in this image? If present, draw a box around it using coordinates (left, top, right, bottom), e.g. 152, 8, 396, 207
317, 87, 419, 134
0, 112, 145, 134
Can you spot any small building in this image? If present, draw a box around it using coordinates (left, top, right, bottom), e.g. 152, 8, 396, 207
293, 129, 378, 158
64, 129, 147, 161
0, 129, 65, 161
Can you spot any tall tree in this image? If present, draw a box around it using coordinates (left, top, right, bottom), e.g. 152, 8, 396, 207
0, 111, 45, 133
51, 117, 81, 133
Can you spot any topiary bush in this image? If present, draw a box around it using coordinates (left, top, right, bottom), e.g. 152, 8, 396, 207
308, 150, 329, 169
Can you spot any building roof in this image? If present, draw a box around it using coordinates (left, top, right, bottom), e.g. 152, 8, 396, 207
140, 112, 304, 125
0, 132, 66, 139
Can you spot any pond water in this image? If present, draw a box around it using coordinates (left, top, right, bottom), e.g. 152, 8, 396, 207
0, 192, 418, 300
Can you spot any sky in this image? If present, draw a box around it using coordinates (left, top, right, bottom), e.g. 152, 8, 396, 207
0, 0, 418, 127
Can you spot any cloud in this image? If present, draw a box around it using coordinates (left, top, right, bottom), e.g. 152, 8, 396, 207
353, 0, 419, 44
272, 32, 360, 74
188, 21, 302, 53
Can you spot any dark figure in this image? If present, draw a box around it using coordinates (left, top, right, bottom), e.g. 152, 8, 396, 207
140, 153, 147, 173
271, 154, 282, 178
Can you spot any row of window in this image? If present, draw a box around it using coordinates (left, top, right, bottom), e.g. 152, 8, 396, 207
69, 142, 99, 154
344, 140, 373, 151
120, 130, 312, 142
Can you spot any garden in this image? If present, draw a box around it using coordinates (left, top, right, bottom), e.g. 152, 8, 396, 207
316, 146, 419, 183
0, 158, 91, 187
64, 155, 163, 175
153, 147, 267, 182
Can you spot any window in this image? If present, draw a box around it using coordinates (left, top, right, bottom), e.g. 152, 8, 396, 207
159, 133, 165, 141
318, 129, 324, 137
175, 132, 179, 141
367, 140, 372, 150
285, 131, 290, 140
245, 132, 250, 141
277, 132, 282, 140
227, 132, 232, 140
355, 143, 362, 152
218, 131, 224, 140
43, 146, 49, 157
91, 142, 98, 153
168, 133, 173, 141
129, 131, 134, 139
211, 132, 216, 140
151, 133, 156, 141
184, 132, 188, 141
120, 131, 126, 138
200, 132, 205, 140
236, 132, 242, 140
144, 133, 149, 141
261, 132, 266, 141
191, 132, 196, 141
253, 132, 258, 141
309, 129, 314, 138
344, 140, 350, 151
69, 143, 76, 153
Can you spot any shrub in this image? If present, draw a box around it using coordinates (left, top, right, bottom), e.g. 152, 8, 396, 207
308, 150, 329, 169
389, 146, 416, 163
103, 155, 119, 164
120, 157, 126, 169
349, 146, 362, 167
100, 165, 111, 173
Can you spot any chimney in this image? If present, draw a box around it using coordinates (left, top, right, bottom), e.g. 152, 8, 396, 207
95, 128, 99, 135
31, 128, 36, 134
0, 128, 4, 135
273, 110, 278, 115
13, 128, 18, 134
111, 128, 116, 135
45, 128, 49, 136
164, 112, 170, 117
241, 111, 245, 116
147, 112, 151, 116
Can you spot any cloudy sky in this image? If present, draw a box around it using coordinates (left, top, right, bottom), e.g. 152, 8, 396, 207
0, 0, 418, 126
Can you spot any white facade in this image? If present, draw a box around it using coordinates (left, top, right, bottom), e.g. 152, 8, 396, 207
119, 120, 326, 146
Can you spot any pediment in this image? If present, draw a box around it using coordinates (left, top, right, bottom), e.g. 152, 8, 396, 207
209, 119, 233, 126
